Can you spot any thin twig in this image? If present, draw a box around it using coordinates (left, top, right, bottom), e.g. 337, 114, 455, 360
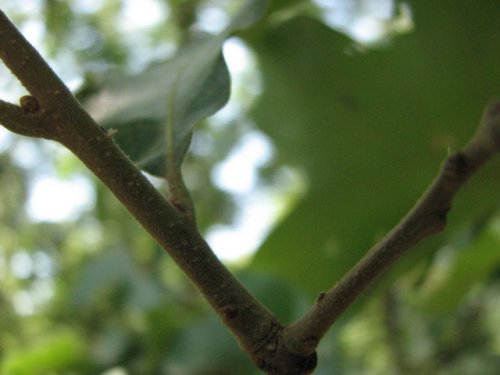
282, 100, 500, 356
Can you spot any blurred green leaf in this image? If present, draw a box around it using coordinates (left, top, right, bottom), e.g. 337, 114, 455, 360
0, 329, 86, 375
83, 37, 229, 176
90, 325, 132, 367
228, 0, 269, 31
421, 218, 500, 313
70, 248, 166, 311
70, 248, 134, 310
43, 0, 74, 56
248, 0, 500, 294
83, 0, 268, 176
239, 271, 307, 322
165, 315, 258, 375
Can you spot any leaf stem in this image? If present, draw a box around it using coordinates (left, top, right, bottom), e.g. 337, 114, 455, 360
165, 82, 196, 221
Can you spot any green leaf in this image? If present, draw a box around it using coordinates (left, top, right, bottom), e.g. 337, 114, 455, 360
227, 0, 269, 31
0, 330, 86, 375
239, 271, 307, 322
165, 316, 258, 375
83, 36, 229, 176
247, 1, 500, 295
83, 0, 268, 176
70, 248, 166, 311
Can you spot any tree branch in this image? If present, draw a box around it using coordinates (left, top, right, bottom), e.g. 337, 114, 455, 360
282, 100, 500, 357
2, 7, 499, 375
0, 10, 311, 372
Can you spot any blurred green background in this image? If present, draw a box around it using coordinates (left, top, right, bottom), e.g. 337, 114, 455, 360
1, 1, 500, 374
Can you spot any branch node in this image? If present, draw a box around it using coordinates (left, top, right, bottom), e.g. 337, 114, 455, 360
486, 100, 500, 119
107, 128, 118, 138
447, 152, 467, 177
221, 305, 239, 320
303, 336, 319, 348
169, 196, 196, 221
19, 95, 40, 114
316, 291, 326, 303
432, 208, 449, 232
485, 100, 500, 149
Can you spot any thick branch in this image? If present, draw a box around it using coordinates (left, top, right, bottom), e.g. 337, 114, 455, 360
0, 10, 290, 369
283, 100, 500, 356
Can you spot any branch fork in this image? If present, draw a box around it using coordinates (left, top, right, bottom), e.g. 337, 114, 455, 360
1, 9, 499, 374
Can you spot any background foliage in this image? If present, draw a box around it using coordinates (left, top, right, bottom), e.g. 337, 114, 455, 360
1, 1, 500, 374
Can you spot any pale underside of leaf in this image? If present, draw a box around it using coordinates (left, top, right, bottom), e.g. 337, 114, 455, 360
82, 0, 268, 176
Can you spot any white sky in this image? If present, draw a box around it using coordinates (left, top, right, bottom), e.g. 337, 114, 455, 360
26, 174, 95, 222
